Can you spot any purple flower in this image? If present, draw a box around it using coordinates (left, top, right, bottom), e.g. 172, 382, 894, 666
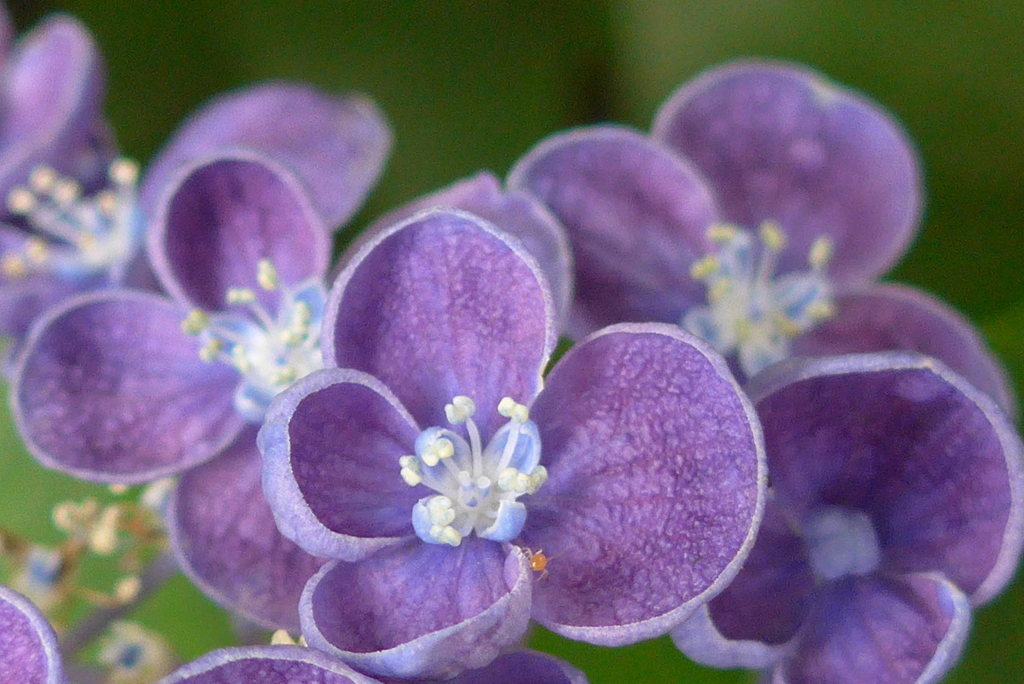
671, 353, 1024, 683
258, 209, 765, 679
507, 60, 1014, 413
0, 584, 65, 684
10, 150, 373, 630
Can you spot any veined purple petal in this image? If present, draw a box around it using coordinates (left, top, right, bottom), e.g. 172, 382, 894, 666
773, 573, 970, 684
794, 282, 1017, 418
140, 82, 390, 229
362, 172, 574, 330
653, 60, 921, 286
0, 585, 65, 684
301, 541, 532, 680
157, 645, 382, 684
444, 650, 588, 684
259, 368, 422, 561
168, 427, 325, 632
0, 15, 108, 202
748, 353, 1024, 605
324, 209, 556, 437
12, 290, 245, 483
148, 151, 329, 311
523, 323, 765, 645
508, 126, 717, 338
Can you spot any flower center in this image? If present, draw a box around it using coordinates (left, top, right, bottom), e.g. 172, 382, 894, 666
1, 160, 141, 281
682, 221, 835, 376
803, 506, 881, 581
400, 396, 547, 547
181, 259, 326, 422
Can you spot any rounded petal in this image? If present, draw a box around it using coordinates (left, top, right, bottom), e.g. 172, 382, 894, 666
259, 368, 423, 561
0, 15, 108, 201
523, 323, 766, 645
362, 172, 575, 330
12, 290, 245, 483
653, 60, 922, 286
168, 427, 325, 632
775, 573, 970, 684
140, 82, 390, 229
748, 353, 1024, 605
301, 541, 532, 680
148, 151, 329, 311
508, 126, 718, 337
158, 645, 382, 684
794, 282, 1017, 418
324, 209, 556, 436
0, 585, 65, 684
445, 650, 588, 684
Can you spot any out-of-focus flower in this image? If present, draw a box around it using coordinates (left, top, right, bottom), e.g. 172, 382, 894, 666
0, 583, 65, 684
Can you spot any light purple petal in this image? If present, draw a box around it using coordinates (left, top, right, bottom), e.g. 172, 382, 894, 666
0, 585, 65, 684
523, 323, 765, 645
12, 290, 245, 483
157, 645, 382, 684
168, 427, 325, 632
794, 282, 1017, 418
508, 126, 718, 338
301, 541, 532, 680
362, 172, 574, 330
259, 368, 422, 561
324, 209, 556, 437
0, 15, 108, 202
748, 352, 1024, 605
774, 573, 970, 684
140, 82, 390, 229
443, 650, 588, 684
148, 151, 329, 311
653, 60, 922, 286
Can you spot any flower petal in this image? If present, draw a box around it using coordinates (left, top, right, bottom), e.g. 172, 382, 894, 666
301, 541, 532, 680
168, 427, 325, 631
148, 151, 329, 311
653, 61, 921, 286
794, 282, 1017, 418
775, 573, 970, 684
748, 353, 1024, 605
140, 83, 390, 228
445, 650, 588, 684
508, 126, 717, 338
259, 368, 423, 561
12, 290, 244, 483
324, 209, 555, 436
0, 585, 65, 684
158, 645, 382, 684
523, 323, 765, 645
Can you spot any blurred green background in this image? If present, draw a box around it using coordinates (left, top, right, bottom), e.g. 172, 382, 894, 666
2, 1, 1022, 682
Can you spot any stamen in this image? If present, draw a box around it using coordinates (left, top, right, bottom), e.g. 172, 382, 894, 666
257, 258, 279, 291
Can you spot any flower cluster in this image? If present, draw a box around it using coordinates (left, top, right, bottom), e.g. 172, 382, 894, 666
0, 6, 1021, 684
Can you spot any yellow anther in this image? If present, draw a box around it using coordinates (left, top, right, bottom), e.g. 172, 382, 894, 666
226, 287, 257, 305
229, 345, 252, 373
437, 526, 462, 547
1, 253, 28, 279
6, 187, 35, 214
808, 236, 834, 269
108, 483, 129, 495
96, 190, 119, 216
400, 467, 423, 487
707, 223, 738, 243
29, 167, 57, 193
497, 397, 530, 423
708, 279, 731, 304
773, 313, 800, 338
114, 575, 141, 603
421, 438, 454, 466
292, 301, 312, 325
689, 255, 719, 281
272, 367, 297, 385
807, 300, 835, 320
76, 233, 97, 251
528, 466, 549, 494
759, 221, 786, 252
88, 505, 122, 555
25, 238, 48, 263
271, 629, 300, 646
52, 178, 80, 205
109, 158, 140, 186
199, 338, 224, 363
181, 309, 209, 335
445, 396, 476, 424
256, 259, 279, 291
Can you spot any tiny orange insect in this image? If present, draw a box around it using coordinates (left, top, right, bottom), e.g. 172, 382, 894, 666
524, 547, 550, 580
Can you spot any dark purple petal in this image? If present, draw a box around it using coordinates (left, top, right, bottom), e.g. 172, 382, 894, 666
362, 172, 574, 329
523, 323, 765, 645
168, 427, 325, 631
0, 585, 65, 684
443, 650, 588, 684
301, 541, 532, 680
0, 5, 12, 67
140, 83, 390, 229
148, 151, 329, 311
794, 282, 1017, 418
259, 369, 422, 561
776, 573, 970, 684
324, 209, 555, 436
12, 290, 245, 483
748, 353, 1024, 605
654, 61, 921, 286
0, 15, 107, 203
158, 645, 382, 684
508, 126, 718, 338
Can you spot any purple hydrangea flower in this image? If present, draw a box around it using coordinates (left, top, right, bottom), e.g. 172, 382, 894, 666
507, 60, 1015, 414
257, 208, 765, 679
671, 352, 1024, 684
0, 584, 65, 684
10, 150, 370, 630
